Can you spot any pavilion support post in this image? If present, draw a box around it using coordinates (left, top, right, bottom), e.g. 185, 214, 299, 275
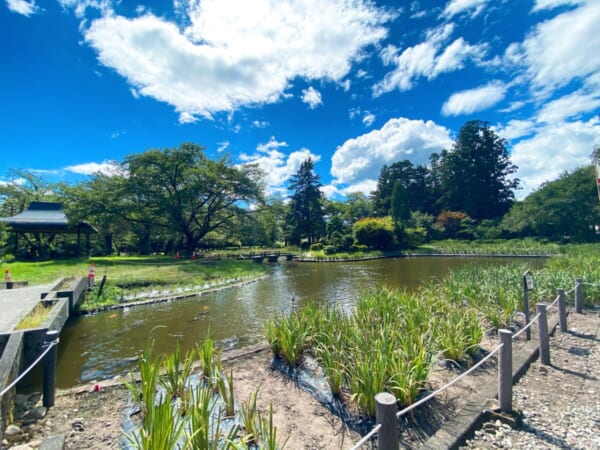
86, 231, 90, 257
77, 228, 81, 257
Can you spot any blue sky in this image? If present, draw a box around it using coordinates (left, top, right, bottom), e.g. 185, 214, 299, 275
1, 0, 599, 200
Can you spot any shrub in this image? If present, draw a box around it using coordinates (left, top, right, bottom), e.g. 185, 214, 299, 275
309, 242, 324, 252
353, 216, 395, 250
323, 245, 336, 255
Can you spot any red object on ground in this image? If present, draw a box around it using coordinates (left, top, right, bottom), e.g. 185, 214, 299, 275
94, 384, 100, 392
88, 263, 96, 285
4, 269, 10, 281
175, 251, 180, 260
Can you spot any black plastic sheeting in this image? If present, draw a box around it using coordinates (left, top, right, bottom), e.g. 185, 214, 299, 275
271, 354, 376, 436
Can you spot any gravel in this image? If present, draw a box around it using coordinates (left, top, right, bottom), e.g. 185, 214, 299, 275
462, 307, 600, 450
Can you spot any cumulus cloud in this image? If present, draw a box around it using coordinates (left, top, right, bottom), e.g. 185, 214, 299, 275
441, 81, 507, 116
6, 0, 38, 16
510, 118, 600, 198
240, 137, 321, 194
81, 0, 389, 119
65, 161, 124, 176
442, 0, 489, 19
330, 117, 453, 187
301, 87, 323, 109
374, 23, 487, 94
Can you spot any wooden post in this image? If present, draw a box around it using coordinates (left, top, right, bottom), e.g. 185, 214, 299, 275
498, 329, 513, 412
523, 277, 531, 340
43, 330, 59, 408
376, 392, 399, 450
537, 304, 550, 366
557, 288, 567, 332
575, 278, 583, 313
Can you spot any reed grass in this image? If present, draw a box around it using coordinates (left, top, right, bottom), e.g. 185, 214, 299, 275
126, 342, 285, 449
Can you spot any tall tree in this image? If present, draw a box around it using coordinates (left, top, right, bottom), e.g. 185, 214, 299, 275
439, 120, 519, 220
372, 160, 435, 216
287, 158, 325, 245
123, 143, 263, 252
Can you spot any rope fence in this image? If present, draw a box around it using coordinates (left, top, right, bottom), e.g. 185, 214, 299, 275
351, 276, 591, 450
0, 339, 57, 398
0, 331, 59, 409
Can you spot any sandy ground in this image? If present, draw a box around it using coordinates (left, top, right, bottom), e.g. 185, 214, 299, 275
3, 346, 362, 450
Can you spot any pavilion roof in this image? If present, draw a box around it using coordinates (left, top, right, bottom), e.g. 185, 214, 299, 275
0, 202, 97, 234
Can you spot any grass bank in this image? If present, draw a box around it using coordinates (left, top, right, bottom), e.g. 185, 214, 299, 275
1, 256, 271, 312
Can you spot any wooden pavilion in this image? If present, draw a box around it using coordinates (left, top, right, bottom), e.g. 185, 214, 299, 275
0, 201, 98, 257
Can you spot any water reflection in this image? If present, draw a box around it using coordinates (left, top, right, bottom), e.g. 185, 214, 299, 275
55, 257, 544, 388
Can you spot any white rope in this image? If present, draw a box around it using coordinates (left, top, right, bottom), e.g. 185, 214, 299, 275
548, 294, 560, 310
396, 345, 501, 419
350, 423, 382, 450
351, 344, 502, 448
0, 339, 58, 398
512, 312, 541, 340
565, 286, 577, 295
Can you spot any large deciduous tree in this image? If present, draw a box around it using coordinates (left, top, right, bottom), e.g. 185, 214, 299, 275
123, 143, 264, 252
287, 158, 325, 246
438, 120, 519, 220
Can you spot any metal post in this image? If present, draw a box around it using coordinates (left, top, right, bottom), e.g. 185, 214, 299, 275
537, 304, 550, 366
557, 288, 567, 332
375, 392, 399, 450
523, 277, 531, 340
498, 329, 513, 412
575, 278, 583, 313
43, 330, 59, 408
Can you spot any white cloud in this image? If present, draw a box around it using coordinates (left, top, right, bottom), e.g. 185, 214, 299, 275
362, 113, 375, 127
82, 0, 390, 119
374, 23, 487, 94
178, 112, 198, 124
339, 179, 379, 196
109, 130, 125, 139
443, 0, 489, 18
6, 0, 38, 16
330, 117, 453, 185
517, 1, 600, 95
536, 90, 600, 124
216, 141, 229, 153
252, 120, 270, 128
65, 161, 124, 176
58, 0, 112, 19
495, 119, 536, 141
240, 137, 321, 194
321, 184, 340, 198
441, 81, 507, 116
511, 118, 600, 198
532, 0, 583, 12
301, 87, 323, 109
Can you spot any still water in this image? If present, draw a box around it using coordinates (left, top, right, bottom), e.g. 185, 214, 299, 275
54, 257, 544, 388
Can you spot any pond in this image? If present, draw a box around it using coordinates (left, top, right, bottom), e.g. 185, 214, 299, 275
53, 256, 545, 388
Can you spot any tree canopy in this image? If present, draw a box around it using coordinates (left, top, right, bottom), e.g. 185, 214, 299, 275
287, 158, 325, 246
